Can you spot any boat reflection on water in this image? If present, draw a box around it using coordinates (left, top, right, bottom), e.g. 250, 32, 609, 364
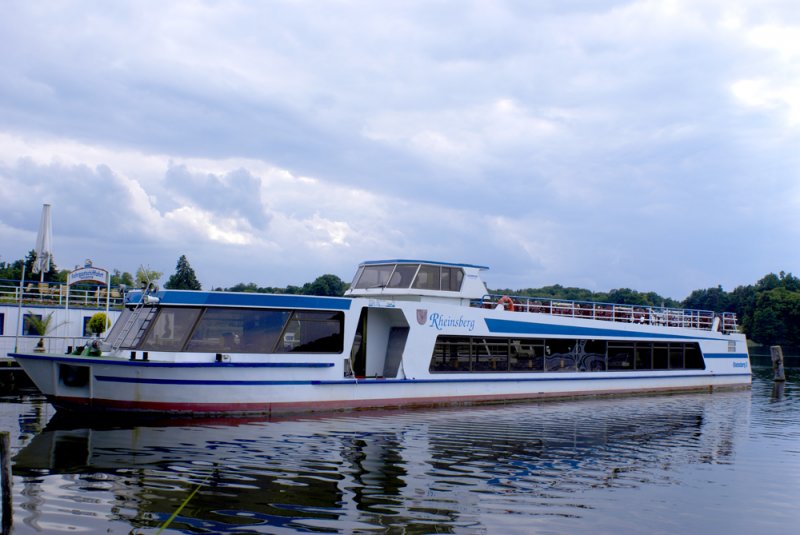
13, 390, 750, 533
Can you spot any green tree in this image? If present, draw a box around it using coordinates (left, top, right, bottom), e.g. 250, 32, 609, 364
165, 255, 202, 290
111, 269, 135, 287
682, 286, 730, 312
136, 266, 163, 287
302, 274, 347, 296
749, 288, 800, 348
228, 282, 260, 293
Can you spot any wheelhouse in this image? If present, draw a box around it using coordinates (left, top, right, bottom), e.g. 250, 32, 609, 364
346, 260, 489, 301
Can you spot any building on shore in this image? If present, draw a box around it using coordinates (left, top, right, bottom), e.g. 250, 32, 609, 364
0, 279, 124, 359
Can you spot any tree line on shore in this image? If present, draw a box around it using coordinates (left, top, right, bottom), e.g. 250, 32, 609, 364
2, 251, 797, 349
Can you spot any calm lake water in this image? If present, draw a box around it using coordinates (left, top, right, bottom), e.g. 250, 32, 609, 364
2, 368, 799, 534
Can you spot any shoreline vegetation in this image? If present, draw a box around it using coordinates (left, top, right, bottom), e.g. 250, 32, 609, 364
2, 251, 798, 353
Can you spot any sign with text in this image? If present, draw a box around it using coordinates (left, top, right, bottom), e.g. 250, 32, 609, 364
68, 266, 109, 286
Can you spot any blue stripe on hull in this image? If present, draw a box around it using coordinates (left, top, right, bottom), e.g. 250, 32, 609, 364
93, 372, 751, 387
9, 353, 334, 368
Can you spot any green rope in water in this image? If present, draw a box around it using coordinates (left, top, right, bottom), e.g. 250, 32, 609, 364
156, 474, 210, 534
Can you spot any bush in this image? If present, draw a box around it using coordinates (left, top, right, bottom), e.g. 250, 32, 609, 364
88, 312, 110, 335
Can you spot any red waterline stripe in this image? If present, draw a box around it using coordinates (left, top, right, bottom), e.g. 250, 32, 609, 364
50, 382, 751, 415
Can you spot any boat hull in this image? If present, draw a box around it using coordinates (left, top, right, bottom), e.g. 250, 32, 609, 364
11, 352, 751, 415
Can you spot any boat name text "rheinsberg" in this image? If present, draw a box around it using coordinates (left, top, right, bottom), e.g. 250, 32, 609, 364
428, 313, 475, 332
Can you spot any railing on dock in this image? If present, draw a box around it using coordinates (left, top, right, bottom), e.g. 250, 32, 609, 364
0, 279, 125, 309
474, 294, 739, 334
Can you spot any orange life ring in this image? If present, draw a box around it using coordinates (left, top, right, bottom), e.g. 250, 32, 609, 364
498, 295, 515, 311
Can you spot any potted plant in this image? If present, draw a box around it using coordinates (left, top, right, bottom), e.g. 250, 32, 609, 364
88, 312, 111, 337
25, 311, 66, 352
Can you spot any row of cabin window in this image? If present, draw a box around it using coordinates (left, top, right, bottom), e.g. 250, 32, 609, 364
429, 336, 705, 373
113, 306, 344, 353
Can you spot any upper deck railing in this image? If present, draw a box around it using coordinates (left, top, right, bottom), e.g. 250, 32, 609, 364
0, 279, 126, 309
473, 294, 739, 334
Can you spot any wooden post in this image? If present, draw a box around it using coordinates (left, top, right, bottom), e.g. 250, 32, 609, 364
771, 345, 786, 382
1, 431, 11, 535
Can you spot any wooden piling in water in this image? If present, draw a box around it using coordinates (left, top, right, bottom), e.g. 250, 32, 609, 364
1, 431, 11, 535
771, 345, 786, 382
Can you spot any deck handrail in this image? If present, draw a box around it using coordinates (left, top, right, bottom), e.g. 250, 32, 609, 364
0, 279, 126, 309
474, 294, 739, 333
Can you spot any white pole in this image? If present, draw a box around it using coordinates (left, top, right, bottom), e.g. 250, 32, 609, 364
65, 283, 70, 348
14, 265, 25, 353
105, 270, 110, 321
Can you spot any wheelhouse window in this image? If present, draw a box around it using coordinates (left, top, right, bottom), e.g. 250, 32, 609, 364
411, 265, 464, 291
353, 263, 465, 292
352, 264, 395, 289
387, 264, 418, 289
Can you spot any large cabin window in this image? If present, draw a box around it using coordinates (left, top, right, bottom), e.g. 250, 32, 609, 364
130, 306, 345, 354
429, 337, 706, 373
186, 308, 290, 353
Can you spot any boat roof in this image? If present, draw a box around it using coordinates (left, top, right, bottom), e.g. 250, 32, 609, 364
127, 290, 352, 310
359, 259, 489, 270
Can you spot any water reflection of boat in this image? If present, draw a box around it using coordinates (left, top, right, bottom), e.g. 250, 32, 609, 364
12, 260, 751, 415
12, 390, 749, 533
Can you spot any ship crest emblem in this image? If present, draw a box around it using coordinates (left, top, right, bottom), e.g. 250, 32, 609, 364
416, 309, 428, 325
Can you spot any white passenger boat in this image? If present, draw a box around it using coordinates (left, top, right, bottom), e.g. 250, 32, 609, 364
10, 260, 751, 415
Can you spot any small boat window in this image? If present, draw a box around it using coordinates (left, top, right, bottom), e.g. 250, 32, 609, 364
386, 264, 418, 288
442, 267, 464, 291
412, 265, 441, 290
353, 264, 395, 289
412, 265, 465, 291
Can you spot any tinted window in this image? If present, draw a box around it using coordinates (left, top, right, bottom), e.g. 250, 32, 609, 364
653, 343, 669, 370
277, 311, 344, 353
635, 344, 652, 370
353, 265, 394, 289
141, 307, 203, 351
430, 338, 707, 373
430, 336, 472, 372
510, 339, 545, 371
473, 338, 509, 372
186, 308, 290, 353
387, 265, 418, 288
608, 344, 635, 370
546, 339, 576, 371
413, 265, 441, 290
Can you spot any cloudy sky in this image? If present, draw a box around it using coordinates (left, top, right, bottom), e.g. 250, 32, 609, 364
1, 0, 798, 299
